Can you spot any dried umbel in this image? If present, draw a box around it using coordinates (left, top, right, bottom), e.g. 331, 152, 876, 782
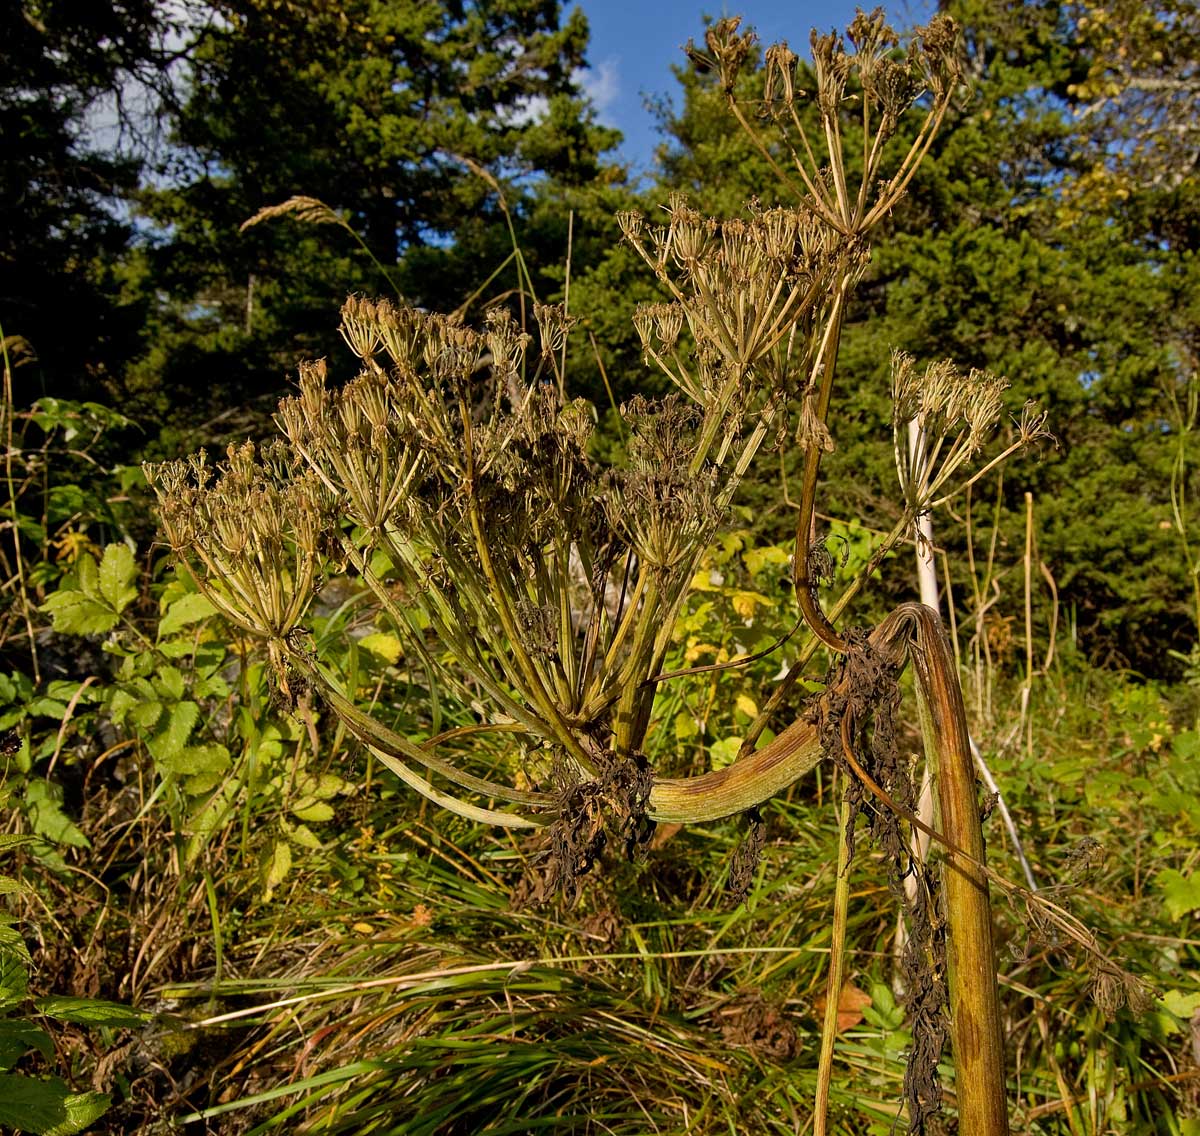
693, 8, 965, 237
146, 442, 325, 643
603, 397, 725, 571
622, 194, 851, 381
891, 350, 1051, 511
277, 359, 421, 540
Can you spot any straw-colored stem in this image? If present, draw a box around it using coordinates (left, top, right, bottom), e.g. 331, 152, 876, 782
814, 778, 852, 1135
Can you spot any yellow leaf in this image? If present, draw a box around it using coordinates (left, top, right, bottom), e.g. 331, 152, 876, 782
352, 922, 374, 935
685, 642, 717, 663
731, 590, 768, 621
735, 694, 758, 719
359, 632, 402, 664
260, 840, 292, 902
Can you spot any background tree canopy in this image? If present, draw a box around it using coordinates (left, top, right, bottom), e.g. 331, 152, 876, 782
3, 0, 1198, 670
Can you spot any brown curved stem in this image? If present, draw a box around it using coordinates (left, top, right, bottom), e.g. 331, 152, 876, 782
792, 282, 852, 654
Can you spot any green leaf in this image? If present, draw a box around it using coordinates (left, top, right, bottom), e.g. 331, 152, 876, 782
288, 824, 323, 850
97, 544, 138, 614
297, 773, 349, 800
158, 592, 216, 637
0, 1020, 53, 1070
75, 554, 100, 600
674, 712, 699, 742
129, 699, 164, 731
1160, 869, 1200, 922
23, 781, 89, 849
165, 743, 230, 779
0, 1074, 111, 1135
146, 701, 200, 766
35, 995, 146, 1027
23, 697, 68, 719
154, 665, 185, 702
1161, 988, 1200, 1021
290, 799, 334, 824
709, 736, 742, 770
192, 673, 229, 700
0, 925, 31, 1011
39, 590, 118, 636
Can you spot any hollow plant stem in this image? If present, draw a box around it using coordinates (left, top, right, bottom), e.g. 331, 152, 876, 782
910, 606, 1009, 1135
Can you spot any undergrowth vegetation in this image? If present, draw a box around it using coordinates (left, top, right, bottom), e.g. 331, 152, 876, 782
4, 390, 1200, 1130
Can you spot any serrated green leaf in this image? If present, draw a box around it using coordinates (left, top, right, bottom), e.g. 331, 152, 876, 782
23, 697, 68, 719
129, 698, 164, 731
184, 769, 228, 795
290, 799, 335, 824
75, 554, 100, 600
98, 544, 138, 614
154, 666, 185, 702
35, 995, 146, 1027
0, 877, 26, 896
193, 673, 229, 700
39, 591, 118, 636
0, 674, 16, 704
105, 688, 137, 725
159, 592, 216, 637
165, 743, 230, 778
0, 709, 26, 730
0, 926, 31, 1011
146, 701, 199, 765
23, 782, 89, 849
0, 1074, 111, 1135
0, 1020, 53, 1070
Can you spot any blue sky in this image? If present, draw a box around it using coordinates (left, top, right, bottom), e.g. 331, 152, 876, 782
569, 0, 929, 175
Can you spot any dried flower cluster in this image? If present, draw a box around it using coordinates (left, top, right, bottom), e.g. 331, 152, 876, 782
149, 442, 325, 643
692, 8, 962, 237
891, 350, 1050, 511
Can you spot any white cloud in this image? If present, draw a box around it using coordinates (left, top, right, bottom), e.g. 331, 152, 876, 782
496, 58, 620, 128
578, 58, 620, 121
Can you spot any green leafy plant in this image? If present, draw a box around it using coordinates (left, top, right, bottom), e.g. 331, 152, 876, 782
0, 828, 146, 1136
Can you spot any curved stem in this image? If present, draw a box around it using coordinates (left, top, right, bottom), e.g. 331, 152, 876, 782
792, 282, 852, 653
